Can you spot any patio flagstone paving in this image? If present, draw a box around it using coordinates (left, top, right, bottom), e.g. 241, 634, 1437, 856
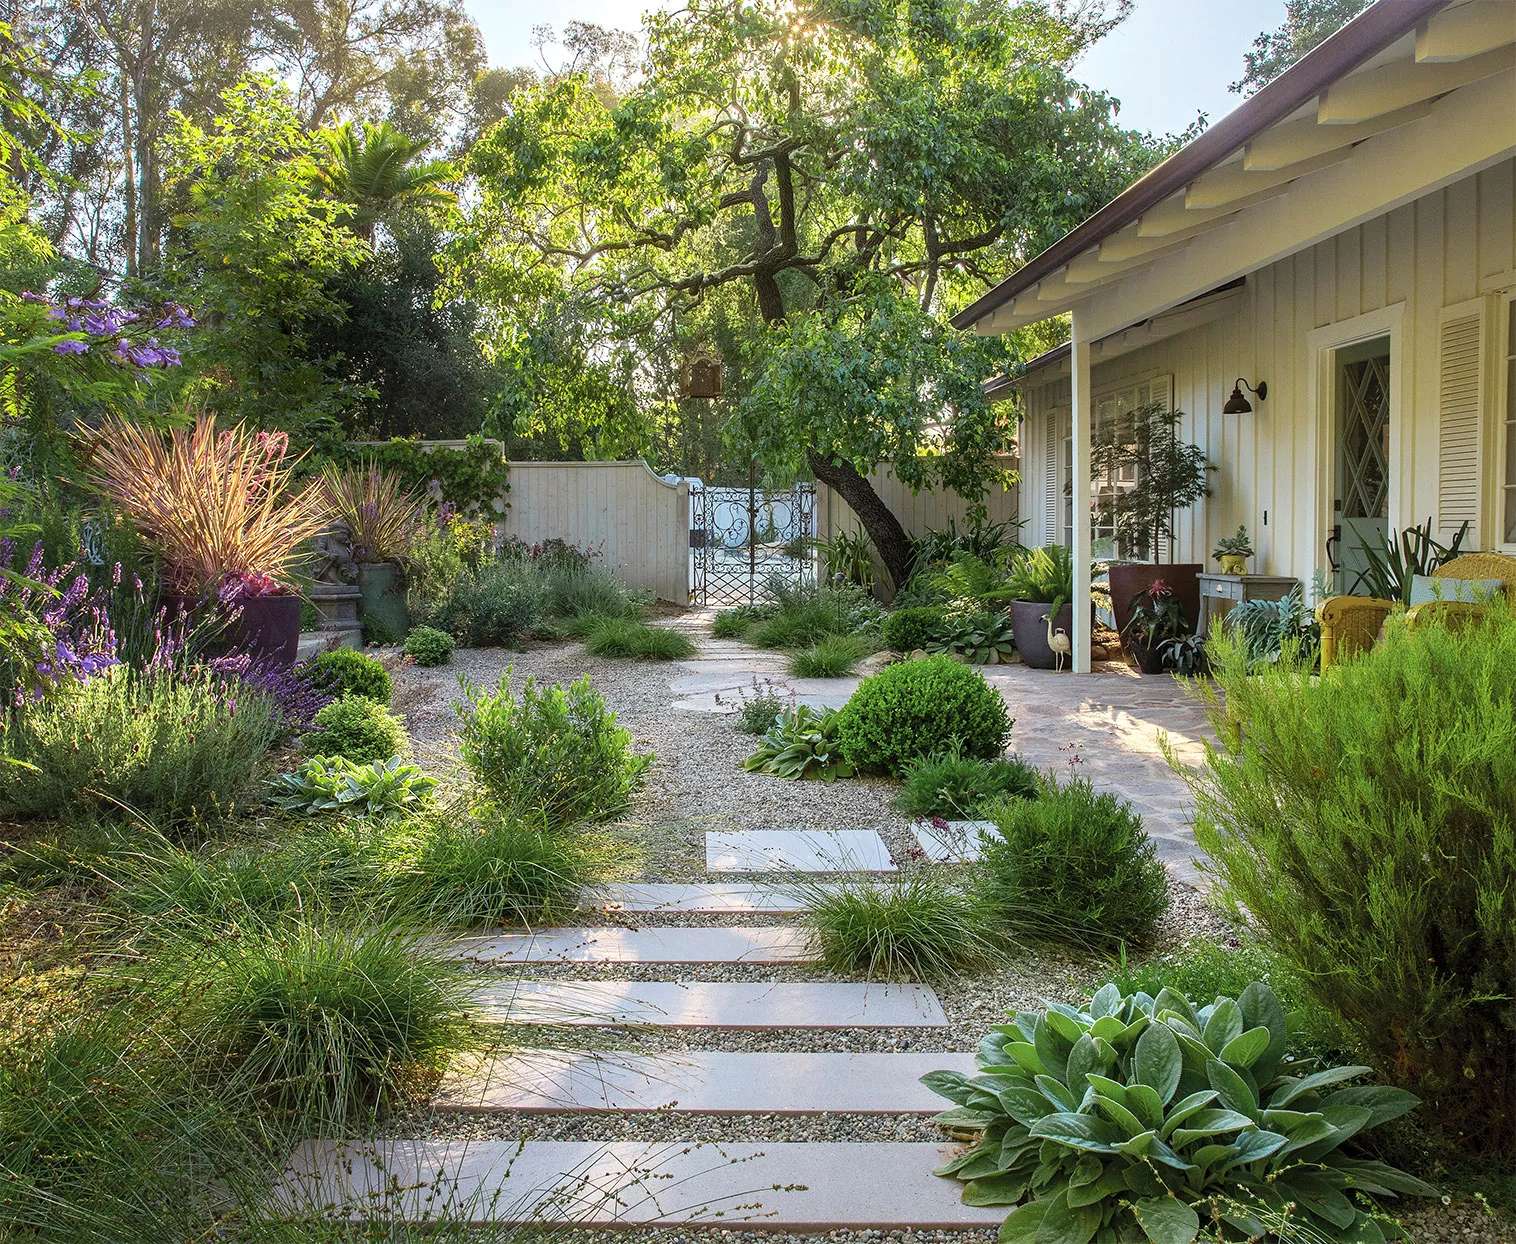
437, 1049, 978, 1114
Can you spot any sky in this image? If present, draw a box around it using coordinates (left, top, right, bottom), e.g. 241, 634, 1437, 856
461, 0, 1292, 138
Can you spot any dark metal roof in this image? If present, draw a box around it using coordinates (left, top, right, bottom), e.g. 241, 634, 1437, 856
951, 0, 1455, 330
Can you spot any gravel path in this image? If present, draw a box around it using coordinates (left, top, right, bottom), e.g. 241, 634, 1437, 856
383, 626, 1505, 1244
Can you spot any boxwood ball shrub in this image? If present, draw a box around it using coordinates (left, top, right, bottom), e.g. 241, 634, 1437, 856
979, 777, 1169, 949
402, 625, 454, 667
308, 648, 392, 705
305, 695, 407, 764
454, 669, 651, 828
1187, 610, 1516, 1149
836, 654, 1010, 774
880, 606, 949, 653
927, 982, 1435, 1244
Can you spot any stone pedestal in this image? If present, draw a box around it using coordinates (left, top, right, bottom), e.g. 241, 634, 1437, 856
308, 583, 363, 648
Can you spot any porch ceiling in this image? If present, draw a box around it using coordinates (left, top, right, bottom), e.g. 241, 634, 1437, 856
955, 0, 1516, 341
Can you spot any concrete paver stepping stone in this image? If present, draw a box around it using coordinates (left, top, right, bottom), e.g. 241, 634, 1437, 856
272, 1139, 1005, 1228
437, 1049, 977, 1114
911, 820, 999, 864
445, 926, 814, 965
706, 829, 895, 873
472, 980, 947, 1028
580, 883, 812, 913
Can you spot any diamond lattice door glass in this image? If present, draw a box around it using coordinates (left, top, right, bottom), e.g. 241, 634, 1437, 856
1334, 337, 1391, 592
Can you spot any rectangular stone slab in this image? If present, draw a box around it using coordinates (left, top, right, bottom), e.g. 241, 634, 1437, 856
437, 1049, 978, 1114
580, 883, 811, 913
911, 820, 998, 863
271, 1140, 1006, 1228
445, 926, 815, 965
472, 980, 948, 1028
705, 829, 895, 873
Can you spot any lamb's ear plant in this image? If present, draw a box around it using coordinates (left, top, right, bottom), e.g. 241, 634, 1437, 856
926, 982, 1434, 1243
267, 755, 437, 818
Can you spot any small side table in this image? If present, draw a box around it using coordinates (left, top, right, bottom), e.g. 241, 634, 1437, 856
1196, 573, 1301, 636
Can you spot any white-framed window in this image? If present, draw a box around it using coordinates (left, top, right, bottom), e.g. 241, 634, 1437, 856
1502, 294, 1516, 549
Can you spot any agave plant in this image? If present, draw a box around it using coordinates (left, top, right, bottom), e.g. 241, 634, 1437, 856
743, 704, 854, 781
321, 461, 423, 563
1348, 516, 1470, 605
267, 754, 437, 817
926, 982, 1434, 1243
88, 413, 332, 596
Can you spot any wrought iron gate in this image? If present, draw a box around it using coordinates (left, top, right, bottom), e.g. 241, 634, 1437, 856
690, 481, 817, 605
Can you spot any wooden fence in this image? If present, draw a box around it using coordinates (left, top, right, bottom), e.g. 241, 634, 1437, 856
815, 457, 1021, 547
501, 460, 690, 604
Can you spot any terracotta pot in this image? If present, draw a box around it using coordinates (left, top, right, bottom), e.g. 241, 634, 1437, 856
1008, 599, 1075, 671
161, 591, 302, 666
357, 561, 409, 643
1108, 563, 1203, 637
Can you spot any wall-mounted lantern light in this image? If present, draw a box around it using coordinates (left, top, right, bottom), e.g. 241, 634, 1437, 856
1223, 377, 1267, 414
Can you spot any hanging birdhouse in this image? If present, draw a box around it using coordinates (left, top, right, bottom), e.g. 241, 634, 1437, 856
680, 352, 723, 399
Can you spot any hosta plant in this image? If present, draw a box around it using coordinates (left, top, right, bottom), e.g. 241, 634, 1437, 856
925, 982, 1434, 1244
743, 705, 854, 781
928, 610, 1018, 664
267, 755, 437, 817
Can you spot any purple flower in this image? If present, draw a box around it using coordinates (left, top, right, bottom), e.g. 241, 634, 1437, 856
20, 291, 46, 303
52, 339, 88, 356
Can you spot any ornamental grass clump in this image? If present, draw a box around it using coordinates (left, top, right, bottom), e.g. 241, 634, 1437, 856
454, 669, 650, 828
88, 411, 331, 597
0, 667, 280, 824
835, 654, 1010, 774
978, 778, 1169, 949
583, 616, 697, 660
320, 461, 422, 563
794, 871, 999, 980
787, 633, 871, 677
926, 982, 1435, 1244
1182, 607, 1516, 1149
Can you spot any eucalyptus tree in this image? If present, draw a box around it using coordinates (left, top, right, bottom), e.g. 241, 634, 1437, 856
455, 0, 1160, 587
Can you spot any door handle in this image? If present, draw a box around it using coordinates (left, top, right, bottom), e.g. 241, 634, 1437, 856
1325, 525, 1340, 573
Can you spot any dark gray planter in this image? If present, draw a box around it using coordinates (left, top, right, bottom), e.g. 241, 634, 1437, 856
1009, 599, 1075, 670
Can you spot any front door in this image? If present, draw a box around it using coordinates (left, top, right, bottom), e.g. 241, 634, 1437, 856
1332, 337, 1392, 593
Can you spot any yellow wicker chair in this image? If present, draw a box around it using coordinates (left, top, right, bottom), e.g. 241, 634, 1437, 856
1317, 552, 1516, 669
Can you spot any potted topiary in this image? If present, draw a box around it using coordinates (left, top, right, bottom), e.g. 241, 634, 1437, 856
1089, 401, 1211, 643
1212, 524, 1253, 574
322, 462, 422, 643
88, 412, 332, 665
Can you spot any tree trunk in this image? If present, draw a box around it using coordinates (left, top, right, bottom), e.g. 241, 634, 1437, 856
808, 450, 914, 592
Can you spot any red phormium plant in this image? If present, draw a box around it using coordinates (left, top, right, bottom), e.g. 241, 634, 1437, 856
88, 413, 332, 597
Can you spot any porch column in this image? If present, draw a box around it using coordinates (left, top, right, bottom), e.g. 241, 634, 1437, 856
1070, 311, 1092, 674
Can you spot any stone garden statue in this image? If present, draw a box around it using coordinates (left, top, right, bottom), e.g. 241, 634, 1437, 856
312, 520, 360, 585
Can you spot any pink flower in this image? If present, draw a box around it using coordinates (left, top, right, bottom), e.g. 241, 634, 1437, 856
1147, 579, 1173, 598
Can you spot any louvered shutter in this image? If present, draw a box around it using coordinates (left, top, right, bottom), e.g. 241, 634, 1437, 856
1437, 299, 1487, 546
1043, 410, 1061, 545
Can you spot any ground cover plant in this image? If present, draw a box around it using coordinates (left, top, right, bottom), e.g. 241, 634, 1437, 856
1184, 607, 1516, 1150
742, 704, 854, 781
794, 871, 998, 979
894, 751, 1040, 819
267, 755, 437, 818
308, 647, 393, 703
455, 669, 651, 827
978, 777, 1169, 949
583, 616, 697, 660
836, 654, 1010, 774
305, 695, 408, 764
0, 667, 282, 824
926, 982, 1435, 1243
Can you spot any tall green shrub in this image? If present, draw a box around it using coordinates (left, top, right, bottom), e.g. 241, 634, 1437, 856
0, 669, 280, 823
454, 669, 651, 827
835, 655, 1010, 774
1185, 613, 1516, 1149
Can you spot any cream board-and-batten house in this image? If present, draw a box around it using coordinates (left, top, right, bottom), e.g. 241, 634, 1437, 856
957, 0, 1516, 671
